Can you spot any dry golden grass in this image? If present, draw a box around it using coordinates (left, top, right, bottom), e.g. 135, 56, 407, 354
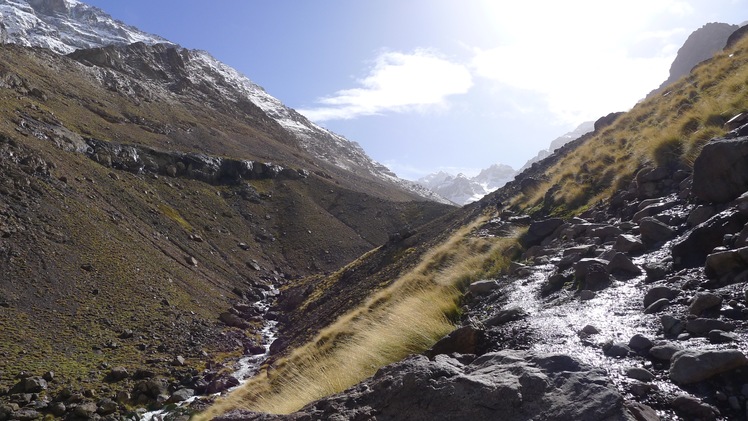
513, 34, 748, 216
197, 216, 520, 419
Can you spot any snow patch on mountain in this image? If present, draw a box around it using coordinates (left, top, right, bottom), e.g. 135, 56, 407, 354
418, 164, 516, 206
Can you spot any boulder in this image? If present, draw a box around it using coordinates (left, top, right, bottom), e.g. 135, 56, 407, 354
613, 234, 645, 254
688, 292, 723, 315
625, 367, 654, 382
214, 351, 634, 421
521, 218, 565, 247
649, 343, 682, 361
608, 253, 640, 275
708, 329, 738, 344
167, 388, 195, 404
628, 334, 653, 352
705, 246, 748, 283
671, 394, 720, 420
639, 217, 675, 245
468, 280, 500, 296
643, 286, 679, 308
484, 307, 528, 326
97, 398, 118, 416
670, 349, 748, 384
692, 136, 748, 203
643, 298, 670, 314
685, 318, 735, 336
672, 210, 746, 268
9, 377, 47, 394
426, 325, 484, 358
107, 367, 129, 382
661, 315, 685, 336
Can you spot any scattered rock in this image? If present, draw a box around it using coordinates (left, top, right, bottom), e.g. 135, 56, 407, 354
603, 342, 631, 358
649, 343, 682, 361
426, 325, 484, 358
579, 290, 596, 301
608, 253, 640, 275
628, 334, 653, 352
708, 329, 738, 343
692, 136, 748, 203
643, 286, 679, 308
644, 298, 670, 314
670, 349, 748, 384
107, 367, 128, 382
661, 315, 685, 336
468, 280, 500, 296
672, 210, 746, 268
671, 394, 720, 420
97, 398, 118, 416
639, 217, 675, 245
521, 218, 565, 247
685, 318, 735, 336
172, 355, 186, 366
167, 388, 195, 404
626, 402, 659, 421
689, 292, 723, 315
613, 234, 645, 253
484, 306, 528, 326
626, 367, 655, 382
581, 325, 599, 335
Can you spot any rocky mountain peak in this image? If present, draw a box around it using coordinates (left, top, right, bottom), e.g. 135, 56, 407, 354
27, 0, 74, 15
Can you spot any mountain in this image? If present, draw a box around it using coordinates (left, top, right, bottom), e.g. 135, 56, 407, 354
417, 164, 516, 205
0, 1, 457, 418
0, 0, 448, 204
655, 22, 739, 92
518, 121, 595, 172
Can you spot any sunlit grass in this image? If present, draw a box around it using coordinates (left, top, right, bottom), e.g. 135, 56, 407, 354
197, 216, 520, 418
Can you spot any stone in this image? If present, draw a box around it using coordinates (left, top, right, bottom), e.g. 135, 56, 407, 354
48, 402, 66, 417
644, 298, 670, 314
108, 367, 128, 382
671, 394, 720, 420
521, 218, 565, 247
689, 292, 723, 315
705, 246, 748, 283
484, 307, 528, 326
613, 234, 645, 253
97, 398, 118, 416
608, 253, 640, 275
468, 280, 500, 296
708, 329, 738, 343
670, 349, 748, 384
167, 388, 195, 404
581, 325, 599, 335
639, 217, 675, 245
213, 351, 633, 421
590, 225, 622, 241
172, 355, 186, 366
649, 343, 682, 361
219, 312, 250, 329
628, 334, 653, 352
9, 377, 47, 394
685, 318, 735, 336
633, 201, 676, 223
626, 402, 659, 421
661, 315, 685, 336
579, 290, 596, 301
687, 205, 716, 227
692, 136, 748, 203
186, 255, 198, 266
12, 409, 41, 421
672, 210, 746, 268
643, 286, 679, 308
603, 342, 631, 357
73, 402, 98, 418
626, 367, 655, 382
426, 325, 484, 358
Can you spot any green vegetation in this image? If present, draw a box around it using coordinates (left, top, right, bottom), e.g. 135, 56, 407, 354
199, 216, 520, 418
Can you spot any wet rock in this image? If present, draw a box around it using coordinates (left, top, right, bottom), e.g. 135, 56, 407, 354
672, 210, 746, 268
581, 325, 599, 335
579, 290, 596, 301
590, 225, 622, 241
603, 342, 631, 358
628, 334, 653, 352
685, 318, 735, 336
692, 136, 748, 203
633, 201, 676, 223
661, 315, 685, 336
689, 292, 723, 315
167, 388, 195, 404
643, 286, 679, 308
639, 217, 675, 245
643, 262, 670, 283
426, 325, 484, 358
670, 349, 748, 384
687, 205, 716, 227
206, 375, 240, 394
484, 306, 528, 326
644, 298, 670, 314
608, 253, 640, 275
626, 402, 659, 421
671, 394, 720, 420
708, 329, 738, 343
468, 280, 500, 296
613, 234, 645, 254
574, 258, 609, 280
649, 343, 682, 361
521, 218, 564, 247
705, 246, 748, 284
626, 367, 655, 382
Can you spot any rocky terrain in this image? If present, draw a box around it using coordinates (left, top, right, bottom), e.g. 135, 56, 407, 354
212, 111, 748, 421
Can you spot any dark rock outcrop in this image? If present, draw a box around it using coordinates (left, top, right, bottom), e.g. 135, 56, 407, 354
215, 351, 634, 421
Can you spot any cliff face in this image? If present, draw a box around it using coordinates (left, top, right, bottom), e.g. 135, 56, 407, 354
656, 22, 739, 92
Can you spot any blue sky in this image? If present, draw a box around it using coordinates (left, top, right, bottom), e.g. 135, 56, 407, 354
85, 0, 748, 180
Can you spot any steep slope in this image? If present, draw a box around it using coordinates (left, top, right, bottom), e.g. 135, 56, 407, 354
654, 22, 739, 93
0, 0, 447, 203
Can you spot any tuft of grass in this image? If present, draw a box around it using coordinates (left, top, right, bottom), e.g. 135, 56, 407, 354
198, 218, 520, 418
157, 203, 193, 231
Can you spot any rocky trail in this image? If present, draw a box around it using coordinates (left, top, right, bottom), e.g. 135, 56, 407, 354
217, 132, 748, 421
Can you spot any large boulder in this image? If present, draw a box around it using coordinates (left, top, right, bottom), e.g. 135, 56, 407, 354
214, 351, 635, 421
521, 218, 565, 247
670, 349, 748, 384
672, 210, 746, 267
638, 217, 675, 245
692, 136, 748, 203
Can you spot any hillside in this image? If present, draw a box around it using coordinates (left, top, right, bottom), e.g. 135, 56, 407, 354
203, 24, 748, 421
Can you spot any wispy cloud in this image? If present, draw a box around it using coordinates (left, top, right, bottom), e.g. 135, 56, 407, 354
299, 49, 473, 121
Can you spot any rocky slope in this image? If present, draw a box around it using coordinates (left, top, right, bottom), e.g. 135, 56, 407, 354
0, 0, 447, 203
655, 22, 740, 93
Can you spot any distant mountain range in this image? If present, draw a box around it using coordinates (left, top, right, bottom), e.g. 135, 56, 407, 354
419, 121, 595, 205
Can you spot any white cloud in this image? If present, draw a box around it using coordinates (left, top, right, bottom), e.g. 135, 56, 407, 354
299, 50, 473, 121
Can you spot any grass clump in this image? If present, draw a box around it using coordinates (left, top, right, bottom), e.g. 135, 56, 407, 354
198, 217, 520, 418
